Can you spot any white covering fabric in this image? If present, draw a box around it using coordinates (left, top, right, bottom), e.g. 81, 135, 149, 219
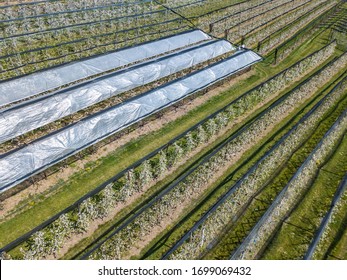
0, 50, 262, 192
0, 30, 211, 107
0, 40, 235, 144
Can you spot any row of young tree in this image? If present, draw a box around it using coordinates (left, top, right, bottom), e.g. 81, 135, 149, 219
0, 17, 186, 80
0, 0, 186, 80
231, 108, 347, 260
311, 182, 347, 259
1, 0, 144, 21
211, 0, 277, 35
1, 3, 159, 39
1, 9, 176, 66
167, 72, 347, 260
4, 42, 336, 260
257, 0, 337, 55
224, 0, 305, 42
0, 6, 174, 55
244, 0, 331, 49
168, 0, 267, 32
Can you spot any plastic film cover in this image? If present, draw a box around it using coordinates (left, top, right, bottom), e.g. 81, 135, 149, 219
0, 40, 235, 143
0, 30, 211, 107
0, 50, 262, 192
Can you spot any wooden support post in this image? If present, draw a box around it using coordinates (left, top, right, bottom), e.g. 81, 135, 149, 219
224, 29, 229, 40
209, 23, 213, 33
274, 48, 278, 65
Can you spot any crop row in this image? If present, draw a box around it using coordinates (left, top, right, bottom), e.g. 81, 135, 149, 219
262, 134, 347, 260
0, 1, 195, 80
0, 19, 189, 80
177, 0, 263, 30
244, 0, 334, 48
162, 55, 347, 260
170, 0, 250, 19
0, 42, 335, 260
309, 173, 347, 259
203, 89, 347, 260
0, 0, 146, 21
226, 0, 320, 43
1, 7, 164, 40
256, 0, 338, 54
0, 8, 180, 59
160, 0, 206, 7
211, 0, 288, 35
264, 2, 341, 65
261, 129, 347, 259
231, 106, 347, 260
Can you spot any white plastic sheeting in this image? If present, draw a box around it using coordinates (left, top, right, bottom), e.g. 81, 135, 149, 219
0, 30, 211, 107
0, 40, 235, 144
0, 50, 262, 193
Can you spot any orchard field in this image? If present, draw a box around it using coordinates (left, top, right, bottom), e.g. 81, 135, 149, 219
0, 0, 346, 260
